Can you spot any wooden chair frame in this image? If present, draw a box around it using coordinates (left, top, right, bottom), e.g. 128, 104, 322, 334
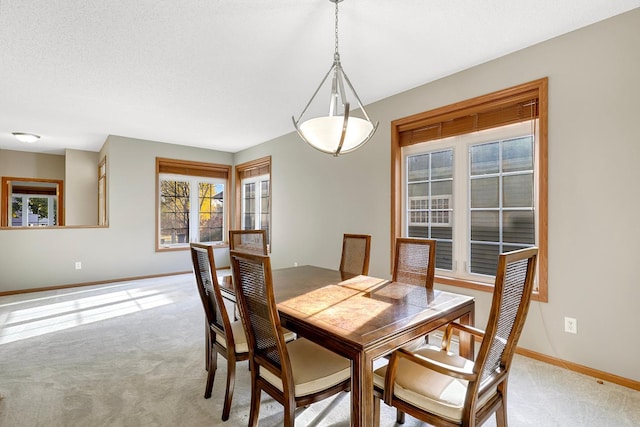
190, 243, 249, 421
392, 237, 437, 289
229, 229, 268, 255
230, 250, 351, 427
376, 247, 538, 427
339, 233, 372, 279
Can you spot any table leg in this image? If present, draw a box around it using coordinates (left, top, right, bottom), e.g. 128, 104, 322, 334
458, 306, 475, 360
350, 352, 374, 427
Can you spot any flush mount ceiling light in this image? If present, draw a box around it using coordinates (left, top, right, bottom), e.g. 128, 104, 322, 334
292, 0, 378, 156
12, 132, 40, 143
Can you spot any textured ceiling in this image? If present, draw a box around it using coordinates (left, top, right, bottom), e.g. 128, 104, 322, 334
1, 0, 638, 155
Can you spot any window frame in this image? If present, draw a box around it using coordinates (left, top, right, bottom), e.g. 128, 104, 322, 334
234, 156, 271, 251
240, 174, 270, 227
391, 78, 548, 302
156, 158, 231, 252
403, 121, 538, 280
98, 157, 107, 226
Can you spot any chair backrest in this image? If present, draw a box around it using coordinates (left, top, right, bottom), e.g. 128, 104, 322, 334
474, 247, 538, 387
229, 229, 268, 255
190, 243, 235, 347
339, 233, 371, 278
392, 237, 436, 289
230, 250, 293, 388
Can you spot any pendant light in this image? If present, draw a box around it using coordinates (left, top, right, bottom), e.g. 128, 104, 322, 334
292, 0, 378, 156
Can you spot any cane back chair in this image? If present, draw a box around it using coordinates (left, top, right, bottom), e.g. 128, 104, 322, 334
339, 233, 372, 279
230, 250, 351, 426
190, 243, 249, 421
229, 229, 268, 255
392, 237, 436, 289
374, 247, 538, 427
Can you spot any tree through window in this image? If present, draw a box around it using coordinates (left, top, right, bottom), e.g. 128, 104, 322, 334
156, 158, 230, 250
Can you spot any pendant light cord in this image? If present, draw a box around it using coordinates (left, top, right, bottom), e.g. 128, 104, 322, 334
334, 0, 340, 62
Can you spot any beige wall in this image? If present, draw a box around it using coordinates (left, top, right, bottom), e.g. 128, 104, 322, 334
0, 9, 638, 382
0, 149, 65, 180
65, 149, 99, 225
0, 135, 233, 291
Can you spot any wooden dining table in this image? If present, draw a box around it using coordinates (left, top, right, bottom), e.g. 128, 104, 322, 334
221, 265, 475, 427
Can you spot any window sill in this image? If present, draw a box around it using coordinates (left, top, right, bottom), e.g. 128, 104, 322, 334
156, 242, 229, 252
435, 275, 547, 302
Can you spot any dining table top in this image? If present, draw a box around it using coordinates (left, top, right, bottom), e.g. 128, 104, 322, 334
274, 266, 473, 352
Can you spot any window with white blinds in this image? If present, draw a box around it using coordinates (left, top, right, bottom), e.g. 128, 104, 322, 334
392, 78, 548, 301
403, 122, 537, 281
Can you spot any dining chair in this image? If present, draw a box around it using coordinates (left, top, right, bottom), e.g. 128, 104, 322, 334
392, 237, 437, 350
227, 229, 268, 320
392, 237, 437, 289
373, 247, 538, 427
190, 243, 250, 421
230, 250, 352, 427
339, 233, 371, 279
229, 229, 268, 255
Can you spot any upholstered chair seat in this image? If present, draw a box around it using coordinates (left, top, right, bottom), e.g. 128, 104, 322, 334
230, 250, 352, 427
373, 345, 495, 423
373, 247, 538, 427
215, 321, 295, 355
260, 338, 351, 397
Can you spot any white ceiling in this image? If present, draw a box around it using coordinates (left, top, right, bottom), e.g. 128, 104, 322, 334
1, 0, 638, 155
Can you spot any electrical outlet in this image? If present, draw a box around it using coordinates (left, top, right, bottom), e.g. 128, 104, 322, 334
75, 261, 82, 270
564, 317, 577, 334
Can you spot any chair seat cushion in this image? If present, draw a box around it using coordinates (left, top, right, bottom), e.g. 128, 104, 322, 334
261, 338, 350, 397
215, 320, 249, 354
282, 329, 297, 343
216, 322, 296, 355
373, 345, 494, 423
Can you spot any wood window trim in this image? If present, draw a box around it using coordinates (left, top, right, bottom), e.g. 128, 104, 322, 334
98, 157, 107, 226
155, 157, 231, 251
234, 155, 271, 244
1, 177, 65, 227
391, 78, 548, 302
156, 157, 230, 179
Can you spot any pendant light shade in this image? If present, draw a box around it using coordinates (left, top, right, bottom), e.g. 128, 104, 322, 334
292, 0, 378, 156
299, 115, 374, 154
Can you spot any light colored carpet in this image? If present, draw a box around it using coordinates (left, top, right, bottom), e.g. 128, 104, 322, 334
1, 274, 639, 426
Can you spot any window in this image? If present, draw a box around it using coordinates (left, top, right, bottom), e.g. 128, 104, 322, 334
241, 175, 270, 230
391, 78, 548, 301
406, 149, 454, 269
404, 122, 536, 276
235, 156, 271, 249
156, 158, 231, 250
11, 194, 57, 226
